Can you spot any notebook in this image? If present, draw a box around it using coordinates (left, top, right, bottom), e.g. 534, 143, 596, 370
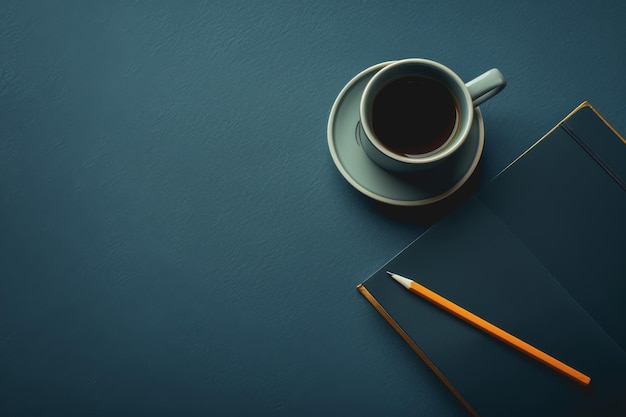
358, 102, 626, 416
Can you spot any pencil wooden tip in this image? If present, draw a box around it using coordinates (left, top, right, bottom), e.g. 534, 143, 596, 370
387, 271, 413, 289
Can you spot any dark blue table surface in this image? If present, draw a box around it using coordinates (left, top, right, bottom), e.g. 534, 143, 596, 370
2, 2, 625, 416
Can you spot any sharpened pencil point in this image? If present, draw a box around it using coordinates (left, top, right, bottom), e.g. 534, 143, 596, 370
387, 271, 413, 289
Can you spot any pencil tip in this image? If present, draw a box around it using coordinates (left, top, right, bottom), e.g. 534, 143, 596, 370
386, 271, 413, 289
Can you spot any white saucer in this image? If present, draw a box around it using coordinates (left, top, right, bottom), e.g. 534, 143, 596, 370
327, 62, 484, 206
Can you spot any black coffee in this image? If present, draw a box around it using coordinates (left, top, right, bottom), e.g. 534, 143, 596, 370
371, 75, 458, 156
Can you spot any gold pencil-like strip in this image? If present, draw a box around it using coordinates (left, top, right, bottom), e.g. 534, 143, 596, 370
357, 284, 479, 417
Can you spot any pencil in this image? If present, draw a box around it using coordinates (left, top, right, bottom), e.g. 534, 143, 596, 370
386, 271, 591, 386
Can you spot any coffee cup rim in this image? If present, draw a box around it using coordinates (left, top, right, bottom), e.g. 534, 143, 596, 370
360, 58, 474, 164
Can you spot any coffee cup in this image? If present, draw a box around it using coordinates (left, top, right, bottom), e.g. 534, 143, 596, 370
359, 59, 506, 173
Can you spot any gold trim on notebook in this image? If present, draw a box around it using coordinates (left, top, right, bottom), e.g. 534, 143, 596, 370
585, 102, 626, 145
496, 101, 625, 176
357, 284, 479, 417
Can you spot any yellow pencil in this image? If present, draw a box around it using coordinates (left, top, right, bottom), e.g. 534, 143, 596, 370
387, 271, 591, 386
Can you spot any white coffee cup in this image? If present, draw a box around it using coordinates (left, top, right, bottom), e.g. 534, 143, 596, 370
359, 59, 506, 173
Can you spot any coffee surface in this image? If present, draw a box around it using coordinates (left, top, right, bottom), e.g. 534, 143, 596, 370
371, 75, 458, 156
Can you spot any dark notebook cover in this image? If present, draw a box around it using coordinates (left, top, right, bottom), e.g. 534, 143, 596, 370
358, 102, 626, 416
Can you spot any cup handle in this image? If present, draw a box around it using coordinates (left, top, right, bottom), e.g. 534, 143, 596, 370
466, 68, 506, 107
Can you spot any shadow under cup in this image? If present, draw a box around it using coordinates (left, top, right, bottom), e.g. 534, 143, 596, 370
359, 61, 475, 173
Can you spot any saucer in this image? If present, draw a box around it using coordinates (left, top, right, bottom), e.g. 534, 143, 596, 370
327, 62, 484, 206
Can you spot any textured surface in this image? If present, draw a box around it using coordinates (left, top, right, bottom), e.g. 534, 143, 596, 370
1, 1, 626, 416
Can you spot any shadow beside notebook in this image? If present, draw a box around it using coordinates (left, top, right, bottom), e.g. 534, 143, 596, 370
369, 159, 484, 226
